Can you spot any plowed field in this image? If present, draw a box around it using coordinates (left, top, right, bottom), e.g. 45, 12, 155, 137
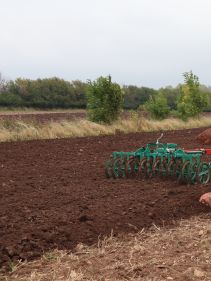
0, 128, 211, 270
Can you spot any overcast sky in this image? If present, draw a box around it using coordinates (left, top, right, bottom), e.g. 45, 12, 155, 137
0, 0, 211, 88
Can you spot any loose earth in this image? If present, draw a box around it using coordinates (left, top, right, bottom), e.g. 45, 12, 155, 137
0, 128, 211, 270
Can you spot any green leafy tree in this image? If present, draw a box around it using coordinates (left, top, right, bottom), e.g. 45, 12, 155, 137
144, 93, 170, 120
4, 78, 87, 109
72, 80, 87, 108
177, 71, 208, 119
86, 75, 123, 123
123, 85, 156, 109
159, 86, 180, 110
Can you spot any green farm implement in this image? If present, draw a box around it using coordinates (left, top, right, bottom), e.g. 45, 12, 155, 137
105, 134, 211, 184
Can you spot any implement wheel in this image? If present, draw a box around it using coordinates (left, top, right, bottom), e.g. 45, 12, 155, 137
167, 159, 176, 177
152, 158, 161, 177
180, 161, 191, 184
188, 162, 198, 184
125, 158, 134, 178
132, 157, 141, 178
112, 157, 125, 179
125, 157, 140, 178
175, 159, 183, 184
138, 157, 147, 178
160, 157, 168, 178
105, 157, 114, 178
146, 157, 154, 178
196, 162, 210, 184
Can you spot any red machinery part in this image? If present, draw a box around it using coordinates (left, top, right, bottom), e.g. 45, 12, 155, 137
204, 149, 211, 155
183, 148, 211, 154
185, 148, 211, 155
183, 149, 205, 154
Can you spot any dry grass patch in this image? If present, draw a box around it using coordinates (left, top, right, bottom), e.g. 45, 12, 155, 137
0, 108, 85, 115
1, 214, 211, 281
0, 115, 210, 142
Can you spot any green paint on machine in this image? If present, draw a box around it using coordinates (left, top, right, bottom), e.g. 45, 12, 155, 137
105, 134, 211, 185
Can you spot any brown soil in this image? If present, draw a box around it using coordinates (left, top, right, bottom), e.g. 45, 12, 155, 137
0, 111, 86, 123
0, 128, 211, 271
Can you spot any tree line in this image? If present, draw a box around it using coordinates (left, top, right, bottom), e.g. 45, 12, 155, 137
0, 75, 211, 115
86, 72, 210, 123
0, 78, 87, 108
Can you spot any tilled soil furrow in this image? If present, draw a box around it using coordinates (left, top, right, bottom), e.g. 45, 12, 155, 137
0, 128, 211, 270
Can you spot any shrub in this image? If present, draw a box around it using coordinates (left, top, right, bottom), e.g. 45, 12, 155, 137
86, 75, 123, 123
144, 93, 170, 120
0, 92, 23, 107
177, 71, 208, 120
